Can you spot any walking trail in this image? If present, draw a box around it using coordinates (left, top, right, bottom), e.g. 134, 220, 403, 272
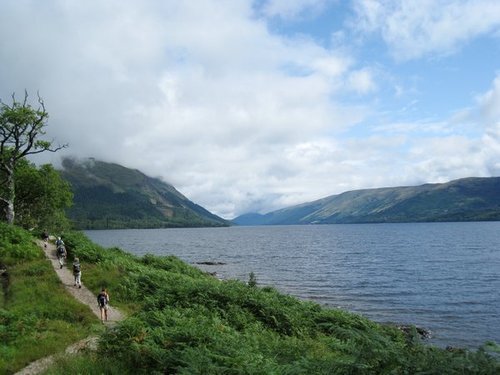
14, 240, 126, 375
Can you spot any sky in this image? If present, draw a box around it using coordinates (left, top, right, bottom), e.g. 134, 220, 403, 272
1, 0, 499, 219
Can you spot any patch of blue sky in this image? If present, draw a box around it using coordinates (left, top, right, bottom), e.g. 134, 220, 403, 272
385, 38, 500, 115
257, 1, 499, 127
330, 41, 499, 145
260, 2, 351, 48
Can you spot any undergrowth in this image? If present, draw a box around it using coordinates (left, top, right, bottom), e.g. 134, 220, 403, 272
55, 230, 500, 374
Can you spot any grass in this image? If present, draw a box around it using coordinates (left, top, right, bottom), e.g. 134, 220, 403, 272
2, 224, 499, 374
42, 353, 130, 375
0, 223, 100, 374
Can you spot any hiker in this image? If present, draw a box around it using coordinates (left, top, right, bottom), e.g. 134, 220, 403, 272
42, 230, 49, 248
73, 258, 82, 288
57, 244, 67, 269
97, 288, 110, 322
56, 236, 64, 248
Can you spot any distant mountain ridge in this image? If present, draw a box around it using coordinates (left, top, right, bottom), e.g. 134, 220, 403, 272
60, 157, 228, 229
233, 177, 500, 225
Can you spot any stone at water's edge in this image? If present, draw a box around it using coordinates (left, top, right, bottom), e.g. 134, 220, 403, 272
196, 261, 227, 265
396, 324, 432, 340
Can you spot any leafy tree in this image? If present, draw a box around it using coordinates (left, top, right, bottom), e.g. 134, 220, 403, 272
12, 158, 73, 231
0, 91, 66, 224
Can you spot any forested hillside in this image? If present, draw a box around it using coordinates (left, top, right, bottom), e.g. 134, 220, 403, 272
60, 158, 228, 229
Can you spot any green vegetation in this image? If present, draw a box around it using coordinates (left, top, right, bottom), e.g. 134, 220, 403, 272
0, 157, 73, 232
13, 158, 73, 231
0, 92, 66, 225
29, 230, 500, 374
0, 223, 97, 374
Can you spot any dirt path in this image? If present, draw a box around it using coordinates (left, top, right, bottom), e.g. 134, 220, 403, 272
40, 240, 125, 323
14, 240, 126, 375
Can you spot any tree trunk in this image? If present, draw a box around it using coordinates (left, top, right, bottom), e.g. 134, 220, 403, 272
4, 171, 15, 225
6, 200, 14, 224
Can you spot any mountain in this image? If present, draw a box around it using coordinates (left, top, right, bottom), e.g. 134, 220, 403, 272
233, 177, 500, 225
60, 157, 229, 229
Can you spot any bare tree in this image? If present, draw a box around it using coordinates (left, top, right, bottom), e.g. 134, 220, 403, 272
0, 91, 67, 224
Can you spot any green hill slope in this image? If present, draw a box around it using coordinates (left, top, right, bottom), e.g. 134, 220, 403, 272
234, 177, 500, 225
60, 157, 228, 229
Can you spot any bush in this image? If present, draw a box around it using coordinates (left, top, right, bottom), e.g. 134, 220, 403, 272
0, 222, 42, 262
142, 253, 205, 278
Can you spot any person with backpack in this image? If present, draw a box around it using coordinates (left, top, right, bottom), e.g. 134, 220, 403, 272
97, 288, 110, 322
56, 244, 67, 269
56, 236, 64, 248
73, 258, 82, 288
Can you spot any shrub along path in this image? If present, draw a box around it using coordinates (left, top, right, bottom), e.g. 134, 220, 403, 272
14, 240, 125, 375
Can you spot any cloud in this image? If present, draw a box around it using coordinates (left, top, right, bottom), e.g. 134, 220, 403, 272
477, 74, 500, 123
0, 0, 367, 218
347, 68, 377, 94
390, 74, 500, 180
477, 74, 500, 175
352, 0, 500, 60
1, 1, 499, 219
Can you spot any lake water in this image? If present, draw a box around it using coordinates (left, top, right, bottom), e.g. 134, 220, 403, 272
85, 222, 500, 349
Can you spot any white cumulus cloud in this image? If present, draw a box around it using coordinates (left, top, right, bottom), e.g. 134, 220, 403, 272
352, 0, 500, 60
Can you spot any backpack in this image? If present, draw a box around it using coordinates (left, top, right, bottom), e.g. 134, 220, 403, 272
73, 263, 80, 273
98, 293, 107, 306
57, 246, 65, 256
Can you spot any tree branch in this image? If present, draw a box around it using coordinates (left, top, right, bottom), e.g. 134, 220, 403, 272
20, 143, 68, 157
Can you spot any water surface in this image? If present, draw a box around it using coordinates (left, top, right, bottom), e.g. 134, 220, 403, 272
86, 222, 500, 349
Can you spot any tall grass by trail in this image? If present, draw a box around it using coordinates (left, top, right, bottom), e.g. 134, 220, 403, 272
0, 223, 98, 374
48, 230, 499, 374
